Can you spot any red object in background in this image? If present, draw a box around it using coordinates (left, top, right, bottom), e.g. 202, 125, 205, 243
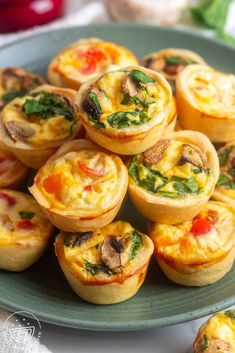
0, 0, 65, 33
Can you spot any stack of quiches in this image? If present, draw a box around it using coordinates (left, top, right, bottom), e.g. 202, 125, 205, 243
0, 37, 234, 306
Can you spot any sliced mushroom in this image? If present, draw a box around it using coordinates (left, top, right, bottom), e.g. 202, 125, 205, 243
164, 63, 185, 75
181, 144, 207, 169
101, 236, 124, 269
143, 57, 165, 72
2, 68, 24, 91
143, 139, 171, 166
195, 337, 232, 353
65, 231, 93, 248
5, 121, 36, 142
121, 75, 139, 97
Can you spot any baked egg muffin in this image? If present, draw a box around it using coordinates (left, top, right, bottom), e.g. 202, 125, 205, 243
48, 37, 139, 90
128, 130, 219, 224
149, 201, 235, 286
0, 84, 82, 168
0, 148, 28, 189
0, 189, 54, 271
30, 139, 128, 232
176, 65, 235, 142
77, 66, 172, 154
55, 220, 154, 304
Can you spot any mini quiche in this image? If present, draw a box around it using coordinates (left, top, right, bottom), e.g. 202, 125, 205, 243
213, 142, 235, 209
0, 148, 28, 189
193, 310, 235, 353
0, 189, 54, 271
0, 84, 82, 168
162, 96, 177, 137
149, 201, 235, 287
30, 139, 128, 232
142, 48, 206, 94
176, 65, 235, 142
0, 67, 45, 110
48, 37, 139, 90
55, 220, 154, 304
77, 66, 172, 155
128, 130, 219, 224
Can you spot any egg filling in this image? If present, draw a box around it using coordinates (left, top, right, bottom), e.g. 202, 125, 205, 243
0, 190, 52, 247
151, 202, 235, 265
81, 69, 170, 131
2, 90, 78, 147
128, 139, 213, 199
36, 149, 123, 215
216, 143, 235, 199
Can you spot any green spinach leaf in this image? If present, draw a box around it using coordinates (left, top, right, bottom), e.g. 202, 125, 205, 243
225, 310, 235, 320
18, 211, 35, 220
218, 146, 232, 166
128, 230, 143, 260
130, 70, 155, 85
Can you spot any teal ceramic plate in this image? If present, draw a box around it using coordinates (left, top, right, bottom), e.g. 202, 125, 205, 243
0, 24, 234, 331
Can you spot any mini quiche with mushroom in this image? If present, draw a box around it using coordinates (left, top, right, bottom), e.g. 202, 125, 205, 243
48, 37, 139, 90
0, 67, 45, 110
213, 141, 235, 210
77, 66, 172, 154
142, 48, 206, 94
128, 131, 219, 224
193, 310, 235, 353
55, 220, 154, 304
0, 189, 54, 271
176, 65, 235, 142
149, 201, 235, 287
30, 139, 128, 232
0, 84, 82, 168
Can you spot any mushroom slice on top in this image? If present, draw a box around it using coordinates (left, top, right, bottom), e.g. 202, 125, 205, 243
101, 236, 124, 269
5, 121, 36, 142
181, 143, 207, 169
143, 139, 171, 166
121, 75, 139, 97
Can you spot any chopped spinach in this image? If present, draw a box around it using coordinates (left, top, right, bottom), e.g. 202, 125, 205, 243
23, 91, 76, 121
225, 310, 235, 320
128, 230, 143, 260
192, 167, 211, 175
121, 94, 149, 109
1, 90, 25, 106
130, 70, 155, 86
83, 91, 102, 120
165, 55, 197, 66
84, 259, 117, 276
156, 190, 177, 198
200, 334, 209, 351
88, 114, 105, 129
172, 176, 200, 195
18, 211, 35, 220
218, 146, 232, 166
64, 232, 92, 248
217, 173, 235, 189
107, 110, 150, 129
128, 156, 139, 184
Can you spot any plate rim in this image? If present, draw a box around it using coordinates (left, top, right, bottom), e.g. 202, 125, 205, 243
0, 23, 235, 331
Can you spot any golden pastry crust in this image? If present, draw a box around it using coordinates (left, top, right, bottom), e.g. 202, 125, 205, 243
128, 130, 219, 224
48, 37, 139, 90
0, 84, 82, 168
30, 139, 128, 232
0, 189, 54, 271
193, 310, 235, 352
55, 220, 154, 304
176, 65, 235, 142
212, 141, 235, 210
77, 66, 172, 155
162, 96, 177, 136
149, 201, 235, 286
0, 148, 28, 189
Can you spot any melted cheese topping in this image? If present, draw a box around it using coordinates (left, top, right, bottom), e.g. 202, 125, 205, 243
0, 190, 53, 247
37, 149, 124, 215
202, 312, 235, 352
187, 66, 235, 118
56, 40, 138, 81
150, 202, 235, 265
60, 221, 151, 282
2, 91, 77, 147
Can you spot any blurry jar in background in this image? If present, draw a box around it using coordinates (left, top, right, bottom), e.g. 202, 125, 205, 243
0, 0, 65, 33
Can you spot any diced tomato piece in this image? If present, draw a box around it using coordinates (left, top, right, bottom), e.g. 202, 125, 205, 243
80, 61, 96, 75
190, 218, 212, 236
17, 219, 36, 230
78, 162, 105, 177
43, 174, 63, 199
0, 192, 16, 207
84, 184, 93, 191
78, 48, 107, 75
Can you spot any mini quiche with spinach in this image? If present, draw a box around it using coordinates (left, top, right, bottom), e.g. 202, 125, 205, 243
0, 189, 54, 271
77, 66, 172, 154
213, 141, 235, 210
0, 67, 45, 110
194, 310, 235, 353
149, 201, 235, 287
142, 48, 206, 94
0, 84, 82, 168
128, 131, 219, 224
55, 220, 154, 304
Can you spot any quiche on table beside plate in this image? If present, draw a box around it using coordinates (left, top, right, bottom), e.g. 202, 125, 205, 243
128, 130, 219, 224
55, 220, 154, 304
176, 65, 235, 142
30, 139, 128, 232
0, 189, 54, 271
48, 37, 139, 90
77, 66, 172, 154
0, 84, 82, 168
